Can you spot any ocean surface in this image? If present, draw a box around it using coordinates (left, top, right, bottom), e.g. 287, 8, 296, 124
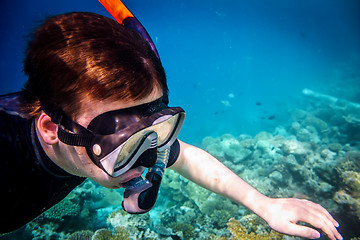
1, 0, 359, 239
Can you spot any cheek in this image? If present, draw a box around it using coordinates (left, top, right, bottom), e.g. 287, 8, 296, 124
67, 147, 97, 176
74, 147, 112, 179
74, 147, 92, 164
71, 146, 124, 188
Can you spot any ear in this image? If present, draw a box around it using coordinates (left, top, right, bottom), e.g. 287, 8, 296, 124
37, 111, 59, 145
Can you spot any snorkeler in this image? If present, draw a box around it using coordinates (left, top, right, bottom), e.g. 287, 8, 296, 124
0, 0, 342, 239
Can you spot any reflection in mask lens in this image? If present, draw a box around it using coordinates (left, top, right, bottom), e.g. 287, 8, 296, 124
147, 114, 179, 146
114, 114, 179, 169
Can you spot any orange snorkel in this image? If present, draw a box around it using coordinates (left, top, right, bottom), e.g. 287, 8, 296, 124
99, 0, 160, 59
99, 0, 134, 23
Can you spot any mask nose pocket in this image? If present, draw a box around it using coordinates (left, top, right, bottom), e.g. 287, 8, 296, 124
138, 147, 157, 168
114, 131, 158, 173
130, 144, 158, 170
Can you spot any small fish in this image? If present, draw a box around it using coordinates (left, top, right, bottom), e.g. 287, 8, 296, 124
255, 102, 262, 106
214, 110, 225, 115
268, 115, 276, 120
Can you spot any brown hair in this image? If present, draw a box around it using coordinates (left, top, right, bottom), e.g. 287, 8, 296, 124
21, 12, 168, 119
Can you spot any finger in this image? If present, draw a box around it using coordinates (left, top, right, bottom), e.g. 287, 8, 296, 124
297, 205, 342, 240
282, 221, 321, 239
302, 200, 340, 227
310, 215, 343, 240
306, 217, 340, 240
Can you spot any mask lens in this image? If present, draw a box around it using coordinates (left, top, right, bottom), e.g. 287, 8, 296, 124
147, 114, 180, 146
114, 130, 156, 170
113, 114, 180, 171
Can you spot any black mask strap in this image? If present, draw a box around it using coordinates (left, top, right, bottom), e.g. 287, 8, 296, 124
57, 124, 94, 147
41, 104, 94, 147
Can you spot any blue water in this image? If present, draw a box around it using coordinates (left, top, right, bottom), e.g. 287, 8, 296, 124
1, 0, 359, 144
1, 0, 360, 239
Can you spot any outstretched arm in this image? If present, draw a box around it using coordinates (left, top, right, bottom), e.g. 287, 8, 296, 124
169, 140, 342, 240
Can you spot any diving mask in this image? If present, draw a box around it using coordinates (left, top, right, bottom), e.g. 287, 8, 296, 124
44, 97, 185, 177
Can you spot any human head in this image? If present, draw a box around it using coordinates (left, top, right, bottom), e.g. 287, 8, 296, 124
21, 12, 168, 119
20, 12, 185, 193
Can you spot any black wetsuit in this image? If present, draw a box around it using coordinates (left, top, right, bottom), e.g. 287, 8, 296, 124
0, 93, 86, 233
0, 92, 180, 233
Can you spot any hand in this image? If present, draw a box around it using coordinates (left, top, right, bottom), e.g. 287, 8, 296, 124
263, 198, 342, 240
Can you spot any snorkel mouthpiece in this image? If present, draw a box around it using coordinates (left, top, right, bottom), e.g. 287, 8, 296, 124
122, 148, 170, 214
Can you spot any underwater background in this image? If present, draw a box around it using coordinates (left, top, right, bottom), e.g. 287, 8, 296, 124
1, 0, 360, 239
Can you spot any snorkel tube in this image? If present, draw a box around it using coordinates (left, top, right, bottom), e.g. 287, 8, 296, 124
98, 0, 165, 214
122, 148, 170, 213
99, 0, 159, 59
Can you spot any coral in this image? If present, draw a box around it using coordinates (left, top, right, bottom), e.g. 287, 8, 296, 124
26, 221, 67, 240
43, 198, 80, 221
333, 170, 360, 220
106, 209, 155, 239
168, 222, 196, 239
269, 171, 285, 185
210, 209, 232, 228
160, 205, 201, 229
112, 226, 131, 240
94, 188, 123, 209
254, 132, 273, 141
200, 195, 238, 216
202, 136, 226, 160
91, 227, 130, 240
227, 218, 283, 240
68, 230, 93, 240
182, 181, 212, 207
202, 134, 253, 164
313, 157, 340, 185
280, 139, 308, 162
280, 155, 301, 173
291, 109, 308, 122
344, 151, 360, 170
161, 169, 188, 203
107, 209, 150, 230
328, 143, 342, 152
320, 148, 337, 161
238, 214, 269, 235
302, 116, 328, 135
92, 228, 113, 240
196, 194, 239, 229
333, 190, 353, 204
342, 171, 360, 198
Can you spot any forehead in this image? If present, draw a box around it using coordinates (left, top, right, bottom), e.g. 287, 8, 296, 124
77, 89, 163, 128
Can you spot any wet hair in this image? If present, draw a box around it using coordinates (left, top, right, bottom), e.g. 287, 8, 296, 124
21, 12, 168, 119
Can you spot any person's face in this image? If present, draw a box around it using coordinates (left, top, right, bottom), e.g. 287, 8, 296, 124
54, 88, 163, 189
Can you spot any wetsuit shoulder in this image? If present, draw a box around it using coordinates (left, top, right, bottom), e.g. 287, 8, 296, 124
0, 92, 86, 233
